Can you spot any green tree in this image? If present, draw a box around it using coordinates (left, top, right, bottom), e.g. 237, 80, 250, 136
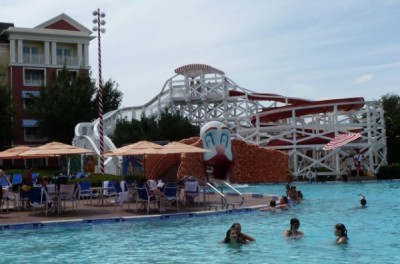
29, 67, 96, 143
381, 93, 400, 163
158, 110, 199, 140
91, 79, 123, 118
111, 111, 199, 147
0, 83, 13, 149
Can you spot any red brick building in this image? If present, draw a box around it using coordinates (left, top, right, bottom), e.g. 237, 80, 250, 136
0, 13, 95, 167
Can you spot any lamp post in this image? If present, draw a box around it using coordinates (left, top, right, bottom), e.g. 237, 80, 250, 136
92, 9, 106, 174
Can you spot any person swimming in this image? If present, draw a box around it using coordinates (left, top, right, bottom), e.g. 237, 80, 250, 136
360, 195, 367, 207
230, 223, 255, 243
260, 200, 277, 211
283, 218, 304, 237
334, 223, 348, 244
223, 228, 240, 244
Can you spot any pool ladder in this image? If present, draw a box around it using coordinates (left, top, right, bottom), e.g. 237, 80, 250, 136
199, 180, 245, 211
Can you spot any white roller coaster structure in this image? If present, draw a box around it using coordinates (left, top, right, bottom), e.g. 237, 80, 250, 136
73, 64, 387, 178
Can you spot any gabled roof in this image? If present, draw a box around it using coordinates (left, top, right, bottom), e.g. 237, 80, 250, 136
35, 13, 91, 34
0, 22, 14, 43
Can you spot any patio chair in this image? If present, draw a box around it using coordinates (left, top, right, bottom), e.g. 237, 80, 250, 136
78, 181, 97, 204
184, 178, 201, 205
0, 176, 10, 189
59, 184, 79, 212
30, 187, 53, 216
135, 186, 158, 214
163, 186, 179, 211
12, 173, 23, 186
31, 172, 40, 184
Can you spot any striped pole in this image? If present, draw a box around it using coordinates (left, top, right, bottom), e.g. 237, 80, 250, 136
93, 8, 106, 174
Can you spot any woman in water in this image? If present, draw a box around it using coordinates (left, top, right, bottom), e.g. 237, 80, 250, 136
283, 218, 304, 237
223, 228, 241, 244
334, 223, 348, 243
230, 223, 255, 243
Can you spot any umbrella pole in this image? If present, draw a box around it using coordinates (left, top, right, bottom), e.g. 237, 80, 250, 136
67, 156, 71, 176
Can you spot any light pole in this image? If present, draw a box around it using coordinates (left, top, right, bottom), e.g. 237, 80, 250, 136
92, 9, 106, 174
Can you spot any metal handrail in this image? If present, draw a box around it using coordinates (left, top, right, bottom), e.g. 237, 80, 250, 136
219, 182, 245, 209
183, 176, 227, 210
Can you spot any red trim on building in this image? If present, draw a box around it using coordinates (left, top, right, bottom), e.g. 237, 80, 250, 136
44, 19, 80, 31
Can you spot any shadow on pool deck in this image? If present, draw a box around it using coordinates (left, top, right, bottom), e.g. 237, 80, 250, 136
0, 193, 273, 225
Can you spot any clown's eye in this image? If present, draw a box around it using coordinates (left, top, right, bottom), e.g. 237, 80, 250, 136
205, 134, 215, 148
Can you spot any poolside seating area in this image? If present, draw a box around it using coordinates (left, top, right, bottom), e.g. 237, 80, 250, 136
1, 178, 274, 225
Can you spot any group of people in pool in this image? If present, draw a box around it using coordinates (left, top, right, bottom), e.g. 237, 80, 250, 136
223, 219, 349, 245
223, 190, 368, 245
259, 183, 303, 211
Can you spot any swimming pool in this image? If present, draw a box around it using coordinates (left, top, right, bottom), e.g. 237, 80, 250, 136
2, 181, 399, 263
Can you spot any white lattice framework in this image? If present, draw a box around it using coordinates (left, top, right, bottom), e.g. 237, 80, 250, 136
73, 64, 387, 177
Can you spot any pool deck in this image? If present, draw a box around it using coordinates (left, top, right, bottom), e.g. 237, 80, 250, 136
0, 192, 274, 226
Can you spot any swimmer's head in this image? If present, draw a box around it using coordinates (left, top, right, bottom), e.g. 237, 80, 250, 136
360, 198, 367, 206
290, 218, 300, 230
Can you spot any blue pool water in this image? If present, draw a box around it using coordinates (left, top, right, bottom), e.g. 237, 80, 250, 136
1, 181, 400, 263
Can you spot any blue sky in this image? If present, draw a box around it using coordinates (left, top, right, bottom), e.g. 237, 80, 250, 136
1, 0, 399, 107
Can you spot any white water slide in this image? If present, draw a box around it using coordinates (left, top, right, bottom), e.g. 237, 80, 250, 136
73, 64, 387, 178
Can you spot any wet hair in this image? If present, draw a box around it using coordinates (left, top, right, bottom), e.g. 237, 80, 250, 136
286, 218, 300, 236
335, 223, 348, 239
297, 191, 303, 199
231, 223, 241, 232
290, 218, 300, 229
224, 228, 235, 243
360, 198, 367, 206
269, 200, 276, 207
281, 196, 289, 204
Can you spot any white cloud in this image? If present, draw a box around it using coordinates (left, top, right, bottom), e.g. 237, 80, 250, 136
354, 74, 373, 84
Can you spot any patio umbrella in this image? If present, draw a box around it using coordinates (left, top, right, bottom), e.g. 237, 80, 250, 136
323, 133, 361, 151
18, 141, 94, 157
105, 141, 165, 177
105, 141, 164, 156
18, 142, 94, 175
0, 146, 32, 159
160, 141, 209, 154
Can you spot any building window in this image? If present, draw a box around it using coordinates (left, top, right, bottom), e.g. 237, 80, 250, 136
24, 69, 45, 86
22, 119, 47, 142
57, 47, 72, 65
56, 69, 78, 83
23, 45, 42, 64
22, 91, 40, 110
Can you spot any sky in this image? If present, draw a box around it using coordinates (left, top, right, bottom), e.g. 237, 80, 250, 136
1, 0, 399, 107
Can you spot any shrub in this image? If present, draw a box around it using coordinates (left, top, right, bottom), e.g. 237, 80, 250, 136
377, 163, 400, 180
